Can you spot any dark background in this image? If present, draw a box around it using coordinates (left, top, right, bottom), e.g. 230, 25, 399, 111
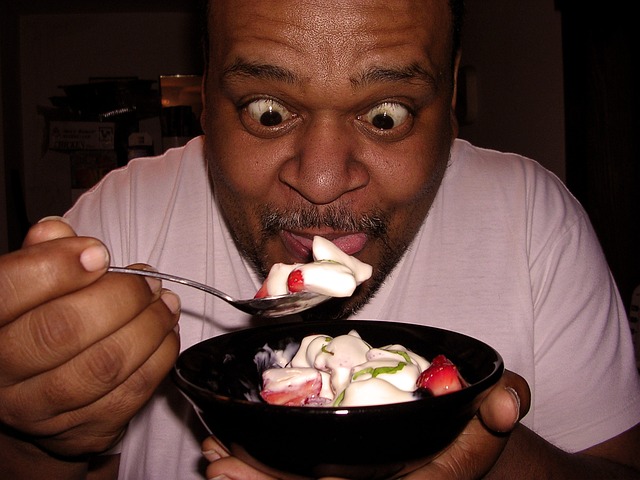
559, 1, 638, 313
1, 0, 637, 312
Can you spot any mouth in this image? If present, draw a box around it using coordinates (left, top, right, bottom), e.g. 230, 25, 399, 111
281, 231, 368, 262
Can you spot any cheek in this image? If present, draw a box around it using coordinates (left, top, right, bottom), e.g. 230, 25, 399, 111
205, 105, 283, 202
366, 129, 451, 238
369, 139, 447, 209
375, 165, 438, 241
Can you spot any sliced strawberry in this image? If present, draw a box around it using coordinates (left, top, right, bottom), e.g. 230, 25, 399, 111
415, 354, 463, 396
260, 368, 322, 406
254, 282, 269, 298
287, 269, 305, 293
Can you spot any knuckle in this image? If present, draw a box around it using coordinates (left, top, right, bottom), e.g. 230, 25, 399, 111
0, 306, 83, 386
121, 365, 157, 401
0, 384, 63, 438
41, 338, 127, 408
0, 387, 29, 428
123, 335, 180, 400
0, 257, 24, 322
80, 338, 126, 389
32, 304, 84, 356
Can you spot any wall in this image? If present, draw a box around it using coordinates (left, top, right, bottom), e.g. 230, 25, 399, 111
458, 0, 565, 181
19, 11, 202, 224
0, 57, 7, 254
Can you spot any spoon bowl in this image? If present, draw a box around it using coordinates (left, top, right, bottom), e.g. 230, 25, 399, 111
107, 266, 329, 317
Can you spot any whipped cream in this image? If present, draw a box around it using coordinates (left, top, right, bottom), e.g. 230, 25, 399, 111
260, 330, 431, 407
257, 236, 373, 298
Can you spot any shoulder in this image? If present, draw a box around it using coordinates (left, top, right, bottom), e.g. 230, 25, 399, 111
64, 136, 211, 259
94, 136, 205, 191
450, 138, 564, 186
66, 137, 206, 216
447, 139, 587, 226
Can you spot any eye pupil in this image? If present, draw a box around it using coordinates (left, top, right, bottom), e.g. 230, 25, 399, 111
372, 113, 394, 130
260, 109, 283, 126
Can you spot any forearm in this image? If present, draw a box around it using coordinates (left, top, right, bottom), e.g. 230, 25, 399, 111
486, 425, 640, 479
0, 429, 88, 480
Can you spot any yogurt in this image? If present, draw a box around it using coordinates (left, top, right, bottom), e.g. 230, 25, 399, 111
260, 330, 431, 407
257, 236, 373, 298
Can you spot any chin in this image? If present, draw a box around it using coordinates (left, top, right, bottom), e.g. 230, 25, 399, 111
300, 287, 374, 321
300, 300, 356, 321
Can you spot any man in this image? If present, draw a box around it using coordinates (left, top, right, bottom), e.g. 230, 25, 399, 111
1, 0, 639, 479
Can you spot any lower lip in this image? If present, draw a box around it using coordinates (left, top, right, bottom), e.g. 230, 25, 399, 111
281, 231, 368, 261
280, 232, 313, 261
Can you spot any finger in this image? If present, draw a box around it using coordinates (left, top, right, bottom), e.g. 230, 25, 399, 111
204, 438, 308, 480
202, 435, 230, 462
0, 236, 110, 326
402, 373, 532, 480
22, 217, 77, 247
477, 369, 531, 433
205, 456, 280, 480
2, 289, 180, 436
0, 265, 163, 382
32, 326, 180, 457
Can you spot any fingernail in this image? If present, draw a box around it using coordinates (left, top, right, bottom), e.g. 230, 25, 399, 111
505, 386, 520, 426
38, 215, 69, 224
145, 277, 162, 293
161, 291, 181, 315
202, 449, 221, 462
208, 476, 230, 480
79, 244, 110, 272
141, 266, 161, 293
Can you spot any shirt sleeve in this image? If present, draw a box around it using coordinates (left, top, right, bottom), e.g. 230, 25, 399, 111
528, 173, 640, 452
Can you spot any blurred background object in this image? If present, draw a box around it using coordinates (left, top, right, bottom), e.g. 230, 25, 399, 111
160, 75, 203, 151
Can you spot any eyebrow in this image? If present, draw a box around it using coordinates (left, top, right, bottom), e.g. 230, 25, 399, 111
350, 63, 437, 88
223, 58, 301, 85
222, 58, 436, 89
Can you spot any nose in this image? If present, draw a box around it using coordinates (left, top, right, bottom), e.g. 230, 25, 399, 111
279, 116, 369, 205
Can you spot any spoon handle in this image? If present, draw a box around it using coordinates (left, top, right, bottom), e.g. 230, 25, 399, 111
107, 266, 235, 302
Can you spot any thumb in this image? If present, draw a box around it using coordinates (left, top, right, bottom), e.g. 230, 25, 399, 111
23, 216, 77, 247
478, 369, 531, 433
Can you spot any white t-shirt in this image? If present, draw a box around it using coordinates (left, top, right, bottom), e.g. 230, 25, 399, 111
65, 136, 640, 479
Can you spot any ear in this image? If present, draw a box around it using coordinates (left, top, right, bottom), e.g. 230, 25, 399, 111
200, 73, 207, 127
451, 50, 462, 112
450, 50, 462, 137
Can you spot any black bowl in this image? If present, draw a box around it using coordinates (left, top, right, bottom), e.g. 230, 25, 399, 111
172, 320, 503, 480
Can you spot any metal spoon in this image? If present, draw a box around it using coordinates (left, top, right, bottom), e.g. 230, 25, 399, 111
107, 266, 329, 318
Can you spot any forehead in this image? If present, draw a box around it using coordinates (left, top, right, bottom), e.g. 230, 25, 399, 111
208, 0, 453, 82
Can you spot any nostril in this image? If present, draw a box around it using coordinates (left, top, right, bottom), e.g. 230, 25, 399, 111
280, 157, 369, 205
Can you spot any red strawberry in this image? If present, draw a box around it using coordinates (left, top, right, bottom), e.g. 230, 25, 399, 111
416, 354, 463, 396
254, 282, 269, 298
287, 269, 305, 293
260, 368, 322, 406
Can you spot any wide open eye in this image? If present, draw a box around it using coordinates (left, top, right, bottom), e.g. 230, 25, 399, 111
361, 102, 411, 131
245, 98, 293, 127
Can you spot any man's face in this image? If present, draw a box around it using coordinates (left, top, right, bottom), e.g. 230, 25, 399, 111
202, 0, 458, 318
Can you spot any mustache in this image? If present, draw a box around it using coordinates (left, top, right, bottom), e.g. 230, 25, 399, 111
260, 204, 388, 237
